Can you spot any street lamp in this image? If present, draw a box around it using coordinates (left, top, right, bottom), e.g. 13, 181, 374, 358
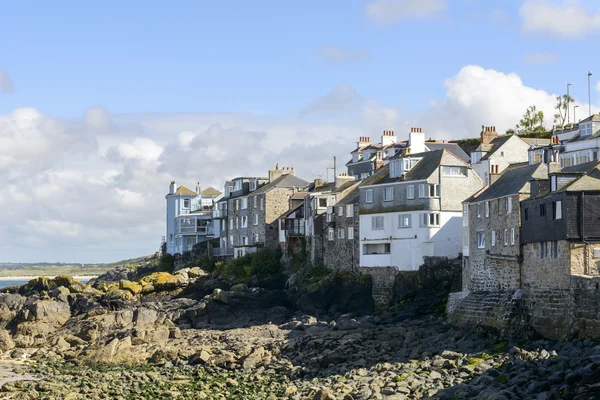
588, 71, 593, 117
574, 105, 579, 124
567, 82, 574, 125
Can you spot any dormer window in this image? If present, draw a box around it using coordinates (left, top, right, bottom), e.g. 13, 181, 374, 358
471, 152, 483, 164
250, 180, 257, 191
403, 157, 421, 172
580, 123, 592, 137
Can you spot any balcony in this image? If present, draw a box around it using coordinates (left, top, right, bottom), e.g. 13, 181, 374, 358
213, 247, 234, 257
213, 209, 227, 219
285, 219, 305, 237
176, 226, 214, 235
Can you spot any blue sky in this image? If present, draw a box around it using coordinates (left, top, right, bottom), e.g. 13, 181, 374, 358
1, 0, 598, 119
1, 0, 600, 263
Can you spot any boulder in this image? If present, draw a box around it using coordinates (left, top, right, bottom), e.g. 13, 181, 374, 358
119, 280, 142, 295
134, 308, 158, 326
190, 349, 212, 365
0, 329, 15, 351
230, 284, 249, 293
188, 267, 206, 279
53, 275, 75, 288
212, 289, 231, 304
139, 272, 185, 292
50, 286, 71, 303
29, 300, 71, 325
243, 346, 265, 370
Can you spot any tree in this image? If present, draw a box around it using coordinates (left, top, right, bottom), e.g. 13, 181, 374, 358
553, 94, 573, 128
516, 105, 545, 134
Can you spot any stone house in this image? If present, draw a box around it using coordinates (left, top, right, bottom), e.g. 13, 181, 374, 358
555, 114, 600, 168
346, 131, 406, 180
226, 166, 308, 258
359, 149, 484, 272
470, 126, 549, 185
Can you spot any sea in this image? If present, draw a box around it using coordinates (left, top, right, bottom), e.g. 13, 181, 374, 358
0, 277, 92, 289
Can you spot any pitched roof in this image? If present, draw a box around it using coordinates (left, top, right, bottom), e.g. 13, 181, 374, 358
251, 174, 309, 195
522, 138, 551, 147
563, 167, 600, 191
477, 135, 513, 160
169, 186, 197, 197
556, 161, 600, 175
579, 114, 600, 124
201, 187, 222, 196
471, 163, 547, 203
425, 142, 470, 163
341, 166, 391, 204
290, 191, 309, 200
370, 150, 444, 185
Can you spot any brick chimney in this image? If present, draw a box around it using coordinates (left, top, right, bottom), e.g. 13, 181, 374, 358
408, 127, 425, 154
169, 181, 176, 195
313, 178, 327, 189
335, 172, 355, 188
357, 136, 371, 147
481, 126, 499, 145
269, 165, 295, 182
381, 130, 397, 146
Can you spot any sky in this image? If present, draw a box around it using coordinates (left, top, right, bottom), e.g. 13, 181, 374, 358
1, 0, 600, 263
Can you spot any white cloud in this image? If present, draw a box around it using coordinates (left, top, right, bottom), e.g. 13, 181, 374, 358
365, 0, 446, 24
300, 83, 363, 116
596, 81, 600, 92
524, 52, 560, 65
318, 46, 367, 63
520, 0, 600, 38
0, 69, 14, 93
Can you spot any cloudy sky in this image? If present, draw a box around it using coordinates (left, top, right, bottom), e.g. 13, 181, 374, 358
1, 0, 600, 263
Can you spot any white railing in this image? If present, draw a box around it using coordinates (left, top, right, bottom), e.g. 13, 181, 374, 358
176, 226, 214, 235
213, 209, 227, 218
213, 247, 234, 257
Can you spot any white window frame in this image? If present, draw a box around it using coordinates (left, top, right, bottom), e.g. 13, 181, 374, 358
260, 197, 264, 211
551, 176, 557, 192
372, 216, 384, 230
477, 232, 485, 249
241, 197, 248, 210
253, 196, 257, 208
511, 228, 515, 245
253, 214, 259, 226
485, 202, 490, 218
506, 197, 512, 214
504, 229, 508, 246
338, 228, 345, 239
398, 214, 411, 228
420, 213, 440, 227
346, 204, 354, 217
442, 166, 467, 177
229, 218, 233, 230
554, 200, 563, 220
491, 231, 496, 247
407, 185, 415, 200
326, 213, 332, 223
328, 228, 334, 241
338, 207, 344, 217
384, 187, 394, 202
347, 227, 354, 240
418, 184, 425, 198
183, 198, 190, 208
366, 189, 373, 203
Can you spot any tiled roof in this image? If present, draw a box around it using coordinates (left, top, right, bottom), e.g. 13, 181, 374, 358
251, 174, 309, 195
471, 163, 547, 203
425, 142, 470, 163
201, 187, 222, 196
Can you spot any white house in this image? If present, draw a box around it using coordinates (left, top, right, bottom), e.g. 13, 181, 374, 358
165, 181, 222, 255
359, 148, 484, 271
556, 114, 600, 168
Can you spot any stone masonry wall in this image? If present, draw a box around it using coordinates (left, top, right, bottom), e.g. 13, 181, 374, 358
322, 204, 359, 272
265, 188, 295, 251
358, 266, 397, 311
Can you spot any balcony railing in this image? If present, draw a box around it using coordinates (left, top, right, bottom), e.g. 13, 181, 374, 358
176, 226, 214, 235
213, 247, 234, 257
212, 209, 227, 219
285, 219, 305, 237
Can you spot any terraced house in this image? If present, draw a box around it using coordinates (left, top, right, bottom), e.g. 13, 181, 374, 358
226, 166, 308, 258
359, 149, 483, 271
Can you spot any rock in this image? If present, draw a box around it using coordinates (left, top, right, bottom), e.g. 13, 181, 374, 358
190, 350, 211, 365
119, 280, 143, 295
188, 267, 206, 278
230, 284, 249, 293
29, 299, 71, 325
243, 347, 265, 370
54, 275, 75, 288
313, 388, 336, 400
50, 286, 71, 303
134, 308, 158, 326
0, 329, 15, 350
212, 289, 232, 304
102, 289, 134, 308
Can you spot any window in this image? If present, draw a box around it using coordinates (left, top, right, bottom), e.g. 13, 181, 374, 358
260, 198, 264, 211
477, 232, 485, 249
551, 176, 557, 192
363, 243, 391, 255
398, 214, 411, 228
233, 180, 242, 191
366, 189, 373, 203
338, 207, 344, 217
253, 233, 259, 244
242, 236, 248, 246
326, 212, 332, 223
360, 173, 369, 179
390, 160, 402, 178
581, 123, 592, 136
540, 204, 547, 216
490, 165, 499, 174
241, 198, 248, 210
183, 199, 190, 208
420, 213, 440, 227
253, 214, 259, 225
506, 197, 512, 214
442, 166, 467, 176
235, 217, 239, 229
477, 204, 482, 218
384, 187, 394, 202
524, 208, 529, 221
229, 219, 233, 230
328, 228, 334, 241
229, 235, 233, 246
511, 228, 515, 245
253, 196, 257, 208
346, 204, 354, 217
540, 241, 548, 258
419, 184, 425, 198
372, 216, 384, 230
504, 229, 508, 246
553, 201, 563, 220
250, 180, 257, 191
429, 184, 440, 197
402, 158, 421, 172
491, 231, 496, 247
552, 241, 558, 258
485, 202, 490, 218
407, 185, 415, 199
420, 184, 440, 198
318, 198, 327, 208
347, 227, 354, 240
338, 229, 345, 239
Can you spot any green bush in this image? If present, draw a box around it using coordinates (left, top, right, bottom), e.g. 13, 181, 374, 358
221, 249, 282, 283
155, 254, 174, 273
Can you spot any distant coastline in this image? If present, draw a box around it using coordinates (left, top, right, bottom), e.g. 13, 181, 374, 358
0, 276, 97, 281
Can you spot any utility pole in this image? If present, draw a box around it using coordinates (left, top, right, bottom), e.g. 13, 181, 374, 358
333, 156, 336, 182
588, 71, 593, 117
567, 82, 574, 125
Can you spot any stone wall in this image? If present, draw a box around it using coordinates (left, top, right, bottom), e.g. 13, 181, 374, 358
358, 266, 397, 310
322, 204, 359, 272
173, 239, 219, 271
265, 188, 295, 251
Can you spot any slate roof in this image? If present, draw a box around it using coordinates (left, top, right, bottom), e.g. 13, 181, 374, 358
477, 135, 513, 161
200, 187, 222, 196
425, 142, 470, 163
280, 202, 304, 219
563, 168, 600, 192
251, 174, 309, 195
371, 150, 444, 185
579, 114, 600, 124
290, 191, 309, 200
470, 163, 547, 203
522, 138, 551, 147
168, 186, 197, 196
341, 166, 391, 204
556, 161, 600, 175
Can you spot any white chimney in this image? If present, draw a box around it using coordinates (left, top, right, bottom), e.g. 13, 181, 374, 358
408, 128, 425, 154
169, 181, 176, 194
381, 130, 397, 146
196, 182, 201, 195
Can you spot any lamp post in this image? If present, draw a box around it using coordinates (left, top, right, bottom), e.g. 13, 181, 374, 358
588, 71, 593, 117
574, 105, 579, 124
567, 82, 574, 125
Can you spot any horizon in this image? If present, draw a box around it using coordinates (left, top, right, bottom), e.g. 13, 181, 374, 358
2, 0, 600, 263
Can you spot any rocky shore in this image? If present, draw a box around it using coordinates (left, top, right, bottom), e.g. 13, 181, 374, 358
0, 261, 598, 399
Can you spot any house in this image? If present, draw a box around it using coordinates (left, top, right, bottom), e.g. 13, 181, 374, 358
470, 126, 549, 185
358, 148, 484, 271
555, 114, 600, 168
227, 166, 308, 258
461, 162, 548, 293
165, 181, 222, 255
346, 131, 405, 180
